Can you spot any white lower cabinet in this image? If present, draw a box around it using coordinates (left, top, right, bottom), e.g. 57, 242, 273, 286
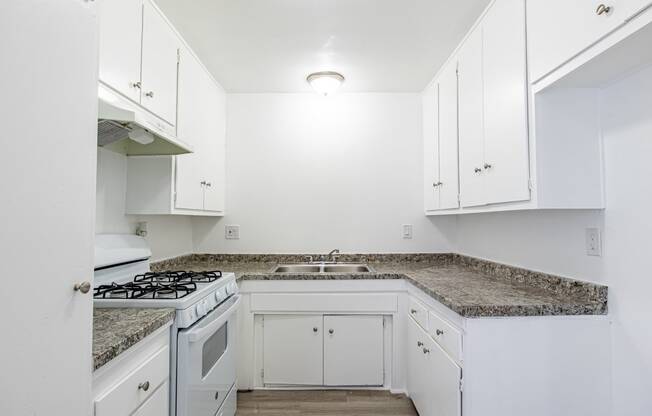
262, 315, 324, 386
262, 314, 385, 387
93, 327, 171, 416
324, 315, 384, 386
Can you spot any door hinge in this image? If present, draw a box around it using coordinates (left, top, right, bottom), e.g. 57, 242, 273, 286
459, 377, 464, 392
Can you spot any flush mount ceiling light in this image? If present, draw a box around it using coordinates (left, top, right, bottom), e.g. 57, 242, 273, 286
306, 71, 345, 96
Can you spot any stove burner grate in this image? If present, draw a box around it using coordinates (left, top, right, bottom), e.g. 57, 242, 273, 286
93, 270, 223, 300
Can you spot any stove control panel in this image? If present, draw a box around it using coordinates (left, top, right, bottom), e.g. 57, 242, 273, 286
176, 275, 239, 328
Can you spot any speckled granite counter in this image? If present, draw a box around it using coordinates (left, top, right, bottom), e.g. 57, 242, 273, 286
152, 253, 608, 318
93, 308, 175, 371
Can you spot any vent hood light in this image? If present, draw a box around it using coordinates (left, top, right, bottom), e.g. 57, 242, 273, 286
307, 71, 345, 96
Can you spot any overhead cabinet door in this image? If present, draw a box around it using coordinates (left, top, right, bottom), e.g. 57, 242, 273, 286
482, 0, 530, 205
423, 82, 440, 212
323, 315, 384, 386
202, 81, 226, 213
141, 0, 179, 125
98, 0, 143, 102
263, 315, 323, 385
457, 27, 486, 208
438, 61, 460, 210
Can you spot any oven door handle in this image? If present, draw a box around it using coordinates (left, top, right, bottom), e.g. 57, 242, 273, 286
187, 295, 241, 343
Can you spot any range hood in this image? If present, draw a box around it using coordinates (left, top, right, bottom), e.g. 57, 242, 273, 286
97, 84, 192, 156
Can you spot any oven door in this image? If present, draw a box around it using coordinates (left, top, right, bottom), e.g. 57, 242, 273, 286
176, 295, 240, 416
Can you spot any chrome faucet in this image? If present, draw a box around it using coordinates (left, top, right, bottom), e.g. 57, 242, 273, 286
327, 249, 341, 263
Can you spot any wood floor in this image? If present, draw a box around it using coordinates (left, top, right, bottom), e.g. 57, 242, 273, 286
236, 390, 418, 416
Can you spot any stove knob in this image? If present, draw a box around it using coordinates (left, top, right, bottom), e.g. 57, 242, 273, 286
195, 303, 205, 317
214, 291, 222, 302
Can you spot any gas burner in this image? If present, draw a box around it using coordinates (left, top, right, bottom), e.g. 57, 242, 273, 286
93, 280, 197, 300
134, 270, 222, 284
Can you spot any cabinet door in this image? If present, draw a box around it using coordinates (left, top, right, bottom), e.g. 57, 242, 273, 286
423, 82, 440, 212
175, 48, 206, 211
141, 0, 179, 125
438, 61, 460, 210
131, 382, 169, 416
457, 27, 486, 208
263, 315, 323, 385
407, 317, 430, 416
98, 0, 142, 102
323, 315, 384, 386
527, 0, 626, 82
482, 0, 530, 205
428, 339, 461, 416
202, 80, 227, 212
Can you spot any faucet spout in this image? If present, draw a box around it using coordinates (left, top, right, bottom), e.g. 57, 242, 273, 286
327, 249, 341, 263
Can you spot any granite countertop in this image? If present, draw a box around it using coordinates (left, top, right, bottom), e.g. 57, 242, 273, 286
93, 308, 175, 371
153, 253, 608, 318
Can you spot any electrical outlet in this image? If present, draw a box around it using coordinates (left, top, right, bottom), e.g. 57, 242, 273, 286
225, 225, 240, 240
402, 224, 413, 239
585, 227, 601, 256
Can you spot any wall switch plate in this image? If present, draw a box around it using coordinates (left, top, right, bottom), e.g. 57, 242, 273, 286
402, 224, 413, 239
225, 225, 240, 240
585, 227, 602, 256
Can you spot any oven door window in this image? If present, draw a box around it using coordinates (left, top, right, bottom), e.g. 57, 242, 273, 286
202, 321, 227, 378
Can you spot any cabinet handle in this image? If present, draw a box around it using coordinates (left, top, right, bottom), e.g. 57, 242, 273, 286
328, 329, 334, 335
130, 81, 141, 89
432, 182, 439, 188
200, 181, 207, 186
436, 329, 444, 336
145, 91, 154, 98
205, 182, 212, 187
417, 341, 424, 347
483, 163, 492, 170
410, 309, 417, 314
138, 381, 150, 391
474, 167, 482, 173
596, 4, 611, 15
313, 327, 318, 333
423, 348, 430, 354
73, 281, 91, 294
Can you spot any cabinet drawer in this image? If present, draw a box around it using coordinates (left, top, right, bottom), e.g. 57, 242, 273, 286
132, 381, 168, 416
408, 297, 428, 330
429, 311, 462, 364
95, 346, 169, 416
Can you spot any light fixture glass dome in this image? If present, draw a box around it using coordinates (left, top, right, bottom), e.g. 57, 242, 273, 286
307, 71, 345, 96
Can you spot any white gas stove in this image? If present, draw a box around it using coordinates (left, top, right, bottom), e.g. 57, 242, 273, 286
94, 234, 239, 416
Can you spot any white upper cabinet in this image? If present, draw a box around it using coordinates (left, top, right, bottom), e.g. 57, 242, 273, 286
527, 0, 637, 82
201, 80, 227, 213
482, 0, 529, 205
457, 27, 486, 208
98, 0, 143, 102
422, 82, 440, 212
437, 62, 460, 210
140, 0, 179, 125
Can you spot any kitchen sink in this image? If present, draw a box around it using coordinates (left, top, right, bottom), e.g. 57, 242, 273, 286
273, 263, 373, 273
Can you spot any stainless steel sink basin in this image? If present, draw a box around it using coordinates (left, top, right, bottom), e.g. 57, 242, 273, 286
272, 263, 373, 273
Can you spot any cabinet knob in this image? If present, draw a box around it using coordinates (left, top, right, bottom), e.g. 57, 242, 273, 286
483, 163, 492, 170
423, 348, 430, 354
138, 381, 150, 391
206, 182, 212, 187
130, 81, 141, 89
73, 281, 91, 294
436, 329, 444, 336
328, 329, 334, 335
313, 327, 318, 333
200, 181, 207, 186
432, 182, 439, 188
474, 167, 482, 173
417, 341, 424, 347
410, 309, 417, 314
596, 4, 611, 15
145, 91, 154, 98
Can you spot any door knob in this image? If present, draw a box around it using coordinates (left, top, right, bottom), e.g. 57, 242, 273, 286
74, 281, 91, 294
328, 329, 334, 335
138, 381, 150, 391
596, 4, 611, 15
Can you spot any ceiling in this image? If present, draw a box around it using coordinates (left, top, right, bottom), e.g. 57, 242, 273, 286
155, 0, 491, 93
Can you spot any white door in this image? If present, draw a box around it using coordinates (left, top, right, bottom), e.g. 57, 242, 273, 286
438, 61, 460, 210
323, 315, 384, 386
527, 0, 626, 82
429, 339, 462, 416
407, 317, 430, 416
457, 27, 486, 208
141, 0, 179, 125
0, 1, 97, 415
482, 0, 530, 205
175, 48, 207, 211
98, 0, 142, 102
423, 82, 440, 212
202, 80, 227, 213
263, 315, 323, 385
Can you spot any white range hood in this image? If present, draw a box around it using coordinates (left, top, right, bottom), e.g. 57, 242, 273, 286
97, 84, 193, 156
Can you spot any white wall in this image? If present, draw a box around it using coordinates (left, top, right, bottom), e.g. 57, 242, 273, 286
192, 93, 456, 253
456, 66, 652, 416
96, 148, 194, 261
